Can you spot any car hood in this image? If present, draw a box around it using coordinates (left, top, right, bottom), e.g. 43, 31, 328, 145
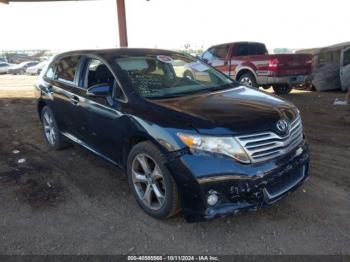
149, 86, 299, 135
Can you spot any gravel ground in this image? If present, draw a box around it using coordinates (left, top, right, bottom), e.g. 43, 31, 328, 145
0, 75, 349, 255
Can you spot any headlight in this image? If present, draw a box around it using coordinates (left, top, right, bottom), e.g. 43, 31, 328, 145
177, 133, 250, 164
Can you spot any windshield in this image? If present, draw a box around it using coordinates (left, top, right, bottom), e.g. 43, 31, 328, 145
113, 53, 237, 98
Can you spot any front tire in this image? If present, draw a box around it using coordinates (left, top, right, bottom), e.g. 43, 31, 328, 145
41, 106, 69, 150
127, 141, 180, 219
238, 72, 258, 88
273, 84, 293, 95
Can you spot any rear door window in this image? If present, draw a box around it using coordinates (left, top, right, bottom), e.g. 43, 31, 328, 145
248, 44, 257, 55
247, 43, 267, 55
54, 56, 81, 83
255, 43, 267, 55
236, 43, 249, 56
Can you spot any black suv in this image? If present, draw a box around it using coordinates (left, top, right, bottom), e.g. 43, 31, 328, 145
36, 49, 309, 222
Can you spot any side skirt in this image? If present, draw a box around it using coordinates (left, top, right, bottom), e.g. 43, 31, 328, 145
60, 131, 125, 172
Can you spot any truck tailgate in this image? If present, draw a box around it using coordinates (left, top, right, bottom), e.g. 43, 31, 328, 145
272, 54, 312, 76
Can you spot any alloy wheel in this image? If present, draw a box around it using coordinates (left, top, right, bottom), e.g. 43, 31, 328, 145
43, 111, 56, 146
240, 77, 253, 87
131, 153, 166, 210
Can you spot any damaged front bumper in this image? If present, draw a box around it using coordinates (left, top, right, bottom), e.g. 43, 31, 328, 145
167, 140, 310, 222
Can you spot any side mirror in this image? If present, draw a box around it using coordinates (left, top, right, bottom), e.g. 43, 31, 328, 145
87, 83, 112, 98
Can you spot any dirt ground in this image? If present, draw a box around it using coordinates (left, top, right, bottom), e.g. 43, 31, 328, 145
0, 74, 349, 255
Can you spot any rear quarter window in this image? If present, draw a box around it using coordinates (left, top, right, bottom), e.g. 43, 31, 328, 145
45, 65, 55, 78
54, 56, 81, 83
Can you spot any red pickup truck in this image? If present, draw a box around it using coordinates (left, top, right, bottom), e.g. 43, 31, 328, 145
200, 42, 312, 94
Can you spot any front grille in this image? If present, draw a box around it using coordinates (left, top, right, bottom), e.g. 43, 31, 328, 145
237, 116, 303, 163
264, 165, 305, 200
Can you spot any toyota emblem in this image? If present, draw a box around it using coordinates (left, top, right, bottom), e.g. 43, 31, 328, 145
276, 119, 290, 134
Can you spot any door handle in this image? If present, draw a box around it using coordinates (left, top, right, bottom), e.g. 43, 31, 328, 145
70, 96, 80, 106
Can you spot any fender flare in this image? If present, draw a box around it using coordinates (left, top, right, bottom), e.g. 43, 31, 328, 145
235, 66, 258, 81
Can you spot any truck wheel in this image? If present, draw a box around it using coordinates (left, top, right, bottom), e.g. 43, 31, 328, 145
238, 72, 257, 88
273, 85, 293, 95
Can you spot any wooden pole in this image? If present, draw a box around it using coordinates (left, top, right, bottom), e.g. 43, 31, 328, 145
116, 0, 128, 47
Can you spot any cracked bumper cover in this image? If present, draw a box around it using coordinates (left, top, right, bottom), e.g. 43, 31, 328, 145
167, 140, 310, 222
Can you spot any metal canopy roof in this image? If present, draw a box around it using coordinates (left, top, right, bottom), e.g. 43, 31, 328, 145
1, 0, 91, 2
0, 0, 128, 47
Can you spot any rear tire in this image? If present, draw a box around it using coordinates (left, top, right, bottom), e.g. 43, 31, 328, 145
127, 141, 181, 219
273, 84, 293, 95
238, 72, 258, 88
41, 106, 69, 150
